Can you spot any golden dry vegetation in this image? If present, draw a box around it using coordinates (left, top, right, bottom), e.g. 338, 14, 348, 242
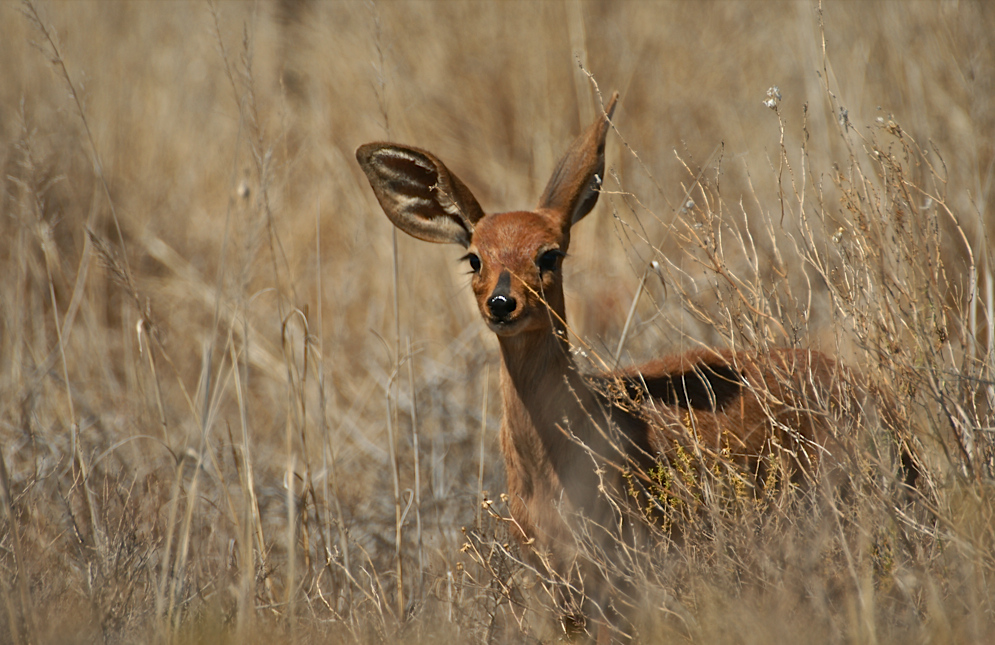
1, 1, 993, 643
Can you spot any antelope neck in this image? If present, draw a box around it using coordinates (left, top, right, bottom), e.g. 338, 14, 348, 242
496, 320, 606, 480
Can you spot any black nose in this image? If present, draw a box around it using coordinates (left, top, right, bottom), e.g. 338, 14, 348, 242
487, 294, 517, 319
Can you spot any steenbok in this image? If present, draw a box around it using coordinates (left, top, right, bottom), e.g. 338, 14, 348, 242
357, 92, 856, 638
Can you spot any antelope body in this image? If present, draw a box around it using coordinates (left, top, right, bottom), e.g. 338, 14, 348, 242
357, 93, 848, 635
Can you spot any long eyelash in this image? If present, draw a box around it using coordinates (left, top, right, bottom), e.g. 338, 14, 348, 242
459, 253, 481, 273
538, 249, 566, 272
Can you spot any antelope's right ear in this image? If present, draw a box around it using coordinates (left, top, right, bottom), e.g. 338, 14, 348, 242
538, 92, 618, 230
356, 143, 485, 247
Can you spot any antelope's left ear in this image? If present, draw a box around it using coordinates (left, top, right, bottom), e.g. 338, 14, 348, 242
537, 91, 618, 229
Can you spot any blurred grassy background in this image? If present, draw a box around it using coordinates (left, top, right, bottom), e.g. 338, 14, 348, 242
0, 1, 992, 642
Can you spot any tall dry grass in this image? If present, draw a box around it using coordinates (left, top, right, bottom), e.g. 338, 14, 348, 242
0, 0, 992, 643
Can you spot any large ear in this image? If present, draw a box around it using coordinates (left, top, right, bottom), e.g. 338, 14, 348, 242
538, 92, 618, 228
356, 143, 485, 247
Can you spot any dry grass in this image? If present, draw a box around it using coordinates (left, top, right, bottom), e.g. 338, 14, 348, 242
0, 0, 993, 643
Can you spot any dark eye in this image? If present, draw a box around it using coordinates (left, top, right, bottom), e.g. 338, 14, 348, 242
537, 249, 563, 273
462, 253, 481, 273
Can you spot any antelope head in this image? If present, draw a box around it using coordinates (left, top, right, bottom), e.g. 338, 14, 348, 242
356, 93, 618, 339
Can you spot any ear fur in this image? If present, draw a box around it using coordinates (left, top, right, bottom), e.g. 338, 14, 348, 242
356, 143, 485, 247
538, 92, 618, 227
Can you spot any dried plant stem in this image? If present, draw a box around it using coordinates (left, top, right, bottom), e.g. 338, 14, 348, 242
476, 364, 489, 530
24, 0, 112, 565
22, 0, 131, 281
384, 376, 404, 619
166, 453, 201, 638
613, 266, 649, 367
231, 341, 266, 636
313, 200, 354, 604
406, 337, 424, 599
